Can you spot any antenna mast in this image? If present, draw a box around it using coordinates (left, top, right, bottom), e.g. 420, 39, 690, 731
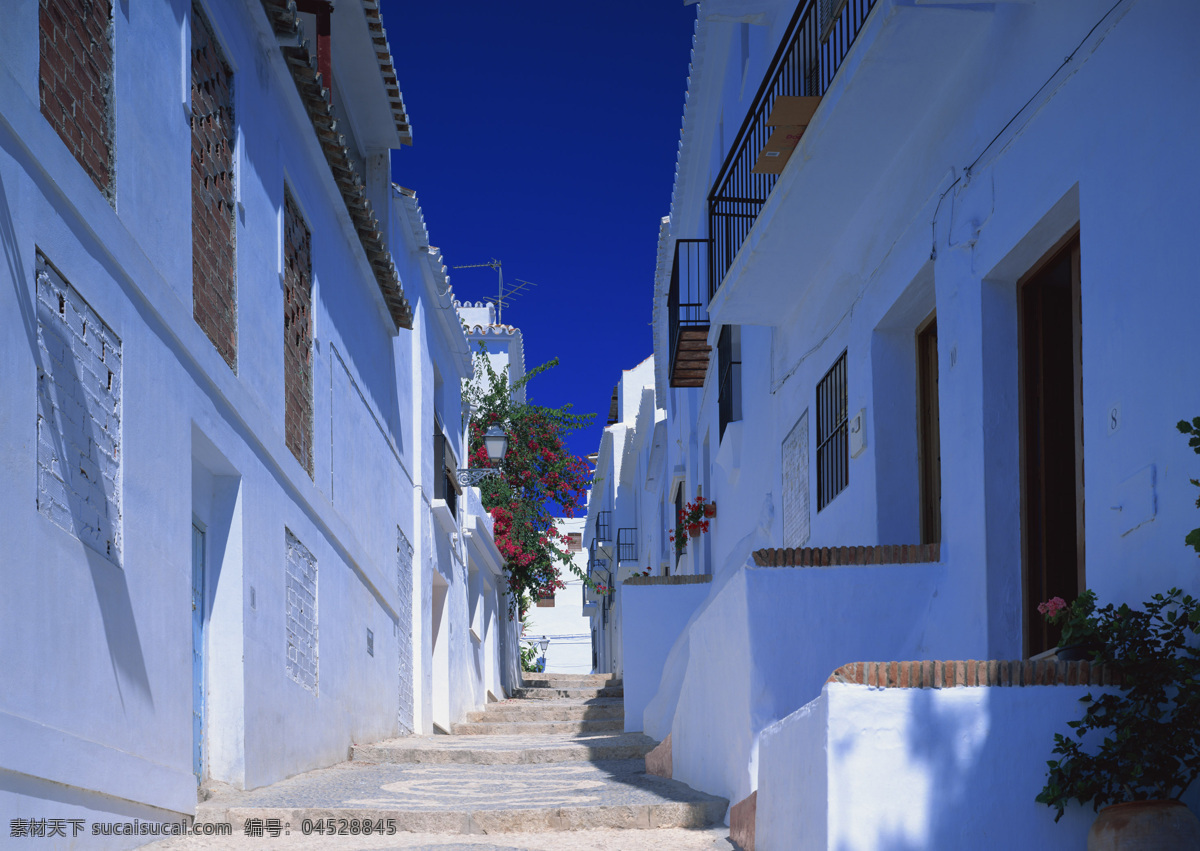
451, 259, 537, 325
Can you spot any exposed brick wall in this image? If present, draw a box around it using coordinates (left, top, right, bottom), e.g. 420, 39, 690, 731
752, 542, 940, 567
283, 189, 314, 475
39, 0, 114, 199
285, 528, 318, 693
623, 574, 713, 586
826, 659, 1121, 689
191, 2, 237, 369
396, 527, 414, 733
35, 253, 122, 564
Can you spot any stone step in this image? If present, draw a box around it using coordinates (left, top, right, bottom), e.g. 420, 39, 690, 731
352, 732, 657, 765
466, 698, 624, 723
521, 673, 620, 689
195, 759, 727, 835
450, 718, 625, 736
511, 685, 624, 700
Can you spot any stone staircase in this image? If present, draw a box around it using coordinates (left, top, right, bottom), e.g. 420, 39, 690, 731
193, 672, 728, 838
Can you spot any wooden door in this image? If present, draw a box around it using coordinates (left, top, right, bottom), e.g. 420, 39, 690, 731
1020, 234, 1084, 656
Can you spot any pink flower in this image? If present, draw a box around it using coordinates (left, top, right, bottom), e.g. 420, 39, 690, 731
1038, 597, 1067, 618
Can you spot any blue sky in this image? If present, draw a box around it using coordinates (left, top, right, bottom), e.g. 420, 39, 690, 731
382, 1, 698, 462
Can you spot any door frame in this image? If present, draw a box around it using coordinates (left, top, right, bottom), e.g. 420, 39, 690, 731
1017, 226, 1083, 657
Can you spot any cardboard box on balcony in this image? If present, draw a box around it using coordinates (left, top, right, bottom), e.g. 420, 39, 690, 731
751, 124, 807, 174
766, 95, 821, 127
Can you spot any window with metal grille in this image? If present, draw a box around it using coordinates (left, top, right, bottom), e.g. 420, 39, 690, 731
718, 325, 742, 441
617, 528, 637, 563
816, 351, 848, 510
674, 485, 685, 568
596, 511, 612, 543
433, 421, 460, 518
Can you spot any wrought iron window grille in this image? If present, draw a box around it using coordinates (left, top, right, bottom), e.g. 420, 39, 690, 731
617, 528, 638, 564
816, 350, 848, 510
718, 325, 742, 442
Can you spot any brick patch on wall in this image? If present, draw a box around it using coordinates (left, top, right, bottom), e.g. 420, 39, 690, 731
35, 253, 122, 565
752, 542, 940, 567
827, 659, 1121, 689
285, 528, 318, 693
283, 189, 313, 475
623, 574, 713, 586
191, 1, 237, 369
396, 526, 414, 733
39, 0, 114, 199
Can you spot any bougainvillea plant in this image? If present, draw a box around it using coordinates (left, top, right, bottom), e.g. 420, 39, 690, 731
464, 348, 593, 618
668, 495, 714, 557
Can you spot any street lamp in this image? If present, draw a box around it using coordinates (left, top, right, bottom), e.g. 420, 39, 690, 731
457, 424, 509, 487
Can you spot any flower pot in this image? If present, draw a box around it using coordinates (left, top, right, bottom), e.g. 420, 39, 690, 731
688, 527, 702, 538
703, 502, 717, 518
1055, 641, 1101, 661
1087, 800, 1200, 851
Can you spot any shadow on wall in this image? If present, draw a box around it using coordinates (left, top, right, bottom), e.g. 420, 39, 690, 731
828, 685, 1100, 851
0, 160, 154, 710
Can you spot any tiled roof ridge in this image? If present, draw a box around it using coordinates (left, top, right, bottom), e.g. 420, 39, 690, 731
453, 301, 522, 337
668, 15, 705, 225
752, 543, 941, 567
651, 215, 672, 406
360, 0, 413, 144
827, 659, 1123, 689
260, 0, 413, 329
393, 185, 455, 302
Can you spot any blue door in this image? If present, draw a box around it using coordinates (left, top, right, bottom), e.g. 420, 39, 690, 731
191, 523, 206, 782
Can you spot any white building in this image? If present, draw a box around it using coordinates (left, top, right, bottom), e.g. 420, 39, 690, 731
620, 0, 1200, 847
390, 190, 519, 736
0, 0, 513, 843
524, 517, 593, 674
583, 355, 664, 678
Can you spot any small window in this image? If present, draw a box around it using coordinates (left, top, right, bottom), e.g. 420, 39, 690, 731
433, 420, 460, 517
816, 351, 848, 510
718, 326, 742, 441
567, 533, 582, 552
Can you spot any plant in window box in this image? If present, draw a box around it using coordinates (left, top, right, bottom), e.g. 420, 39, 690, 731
669, 495, 713, 550
1036, 588, 1200, 848
1038, 590, 1101, 660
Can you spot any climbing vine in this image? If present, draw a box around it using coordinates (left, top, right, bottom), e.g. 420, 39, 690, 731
465, 349, 593, 617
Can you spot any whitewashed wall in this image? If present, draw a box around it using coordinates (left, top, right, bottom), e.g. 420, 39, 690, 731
524, 518, 593, 674
0, 0, 415, 839
644, 0, 1200, 817
621, 578, 711, 732
753, 682, 1200, 850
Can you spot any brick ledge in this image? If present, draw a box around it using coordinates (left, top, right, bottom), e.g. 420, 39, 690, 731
827, 659, 1121, 689
753, 543, 939, 567
623, 574, 712, 586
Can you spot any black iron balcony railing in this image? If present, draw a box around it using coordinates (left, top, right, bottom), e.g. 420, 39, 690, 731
708, 0, 877, 297
617, 528, 638, 564
595, 511, 612, 544
668, 239, 712, 388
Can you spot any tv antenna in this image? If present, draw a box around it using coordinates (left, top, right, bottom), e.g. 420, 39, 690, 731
451, 259, 537, 325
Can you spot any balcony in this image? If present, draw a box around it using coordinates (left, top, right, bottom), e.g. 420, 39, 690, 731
595, 510, 613, 545
617, 528, 638, 564
708, 0, 876, 296
668, 239, 712, 388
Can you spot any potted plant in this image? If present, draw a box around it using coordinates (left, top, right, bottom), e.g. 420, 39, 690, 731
1037, 590, 1100, 660
668, 496, 713, 556
1036, 588, 1200, 848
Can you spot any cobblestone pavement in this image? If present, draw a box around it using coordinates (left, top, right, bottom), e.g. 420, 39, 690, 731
191, 759, 715, 811
147, 675, 732, 850
148, 826, 734, 850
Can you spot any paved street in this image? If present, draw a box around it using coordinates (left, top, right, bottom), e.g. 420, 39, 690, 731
149, 675, 733, 850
